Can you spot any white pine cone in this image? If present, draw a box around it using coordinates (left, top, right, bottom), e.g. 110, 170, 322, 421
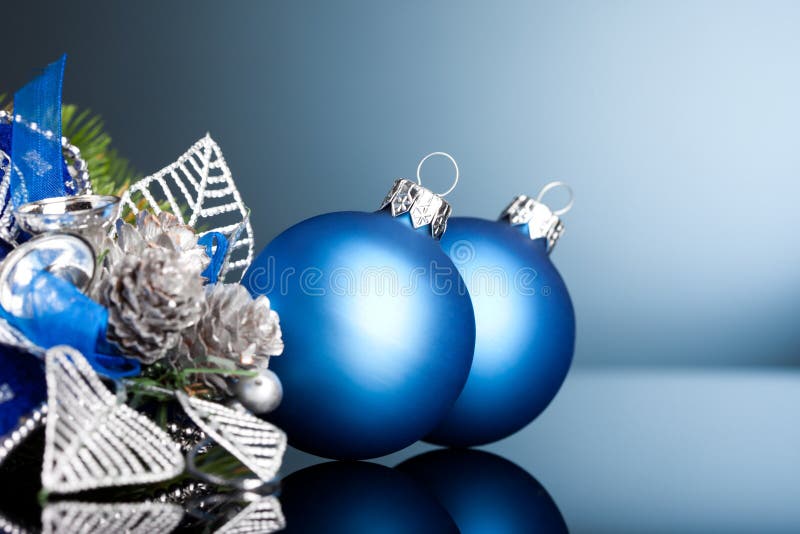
101, 247, 206, 364
178, 284, 284, 394
119, 211, 210, 273
184, 284, 284, 364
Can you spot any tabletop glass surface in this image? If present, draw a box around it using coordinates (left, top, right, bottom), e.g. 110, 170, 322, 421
2, 367, 798, 533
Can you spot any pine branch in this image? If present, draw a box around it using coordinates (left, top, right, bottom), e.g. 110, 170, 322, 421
61, 104, 141, 195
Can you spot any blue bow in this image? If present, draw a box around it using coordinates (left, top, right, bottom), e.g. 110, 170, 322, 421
0, 271, 140, 379
199, 231, 229, 284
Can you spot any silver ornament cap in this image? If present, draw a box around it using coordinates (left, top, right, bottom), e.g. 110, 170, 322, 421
499, 181, 574, 252
378, 152, 459, 240
234, 368, 284, 415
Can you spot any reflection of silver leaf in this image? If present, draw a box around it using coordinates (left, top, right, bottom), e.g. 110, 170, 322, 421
0, 511, 32, 534
42, 501, 183, 534
42, 346, 185, 493
215, 495, 285, 534
119, 135, 254, 282
177, 392, 286, 482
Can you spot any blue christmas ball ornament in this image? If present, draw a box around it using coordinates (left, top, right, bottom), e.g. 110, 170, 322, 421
280, 461, 458, 533
243, 154, 476, 460
426, 182, 576, 447
397, 449, 568, 533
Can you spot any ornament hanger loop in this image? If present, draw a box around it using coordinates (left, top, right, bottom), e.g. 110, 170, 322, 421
416, 152, 459, 197
536, 181, 574, 216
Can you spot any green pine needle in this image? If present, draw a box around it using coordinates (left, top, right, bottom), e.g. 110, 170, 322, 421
61, 104, 141, 196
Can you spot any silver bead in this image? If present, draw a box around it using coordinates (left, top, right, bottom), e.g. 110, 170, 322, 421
234, 369, 283, 415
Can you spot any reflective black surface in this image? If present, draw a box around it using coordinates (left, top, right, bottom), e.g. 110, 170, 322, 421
2, 369, 800, 533
398, 449, 567, 533
280, 461, 458, 533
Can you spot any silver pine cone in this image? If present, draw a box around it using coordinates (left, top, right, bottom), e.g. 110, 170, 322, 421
117, 211, 210, 273
178, 284, 284, 394
101, 247, 206, 364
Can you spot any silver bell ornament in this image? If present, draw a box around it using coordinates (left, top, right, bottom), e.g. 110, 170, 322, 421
234, 368, 284, 415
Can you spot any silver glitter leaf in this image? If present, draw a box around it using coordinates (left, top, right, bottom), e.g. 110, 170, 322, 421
176, 392, 286, 482
119, 135, 255, 281
215, 495, 285, 534
42, 501, 183, 534
42, 346, 185, 493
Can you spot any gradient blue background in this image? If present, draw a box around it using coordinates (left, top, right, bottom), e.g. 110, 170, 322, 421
2, 0, 798, 368
2, 3, 800, 532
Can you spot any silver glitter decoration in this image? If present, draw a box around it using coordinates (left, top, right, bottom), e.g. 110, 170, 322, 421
176, 392, 286, 483
0, 404, 46, 468
118, 135, 254, 282
41, 501, 183, 534
214, 496, 285, 534
42, 346, 185, 493
379, 178, 452, 239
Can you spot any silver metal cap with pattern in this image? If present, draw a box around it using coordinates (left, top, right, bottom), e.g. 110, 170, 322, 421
379, 178, 452, 239
499, 181, 574, 253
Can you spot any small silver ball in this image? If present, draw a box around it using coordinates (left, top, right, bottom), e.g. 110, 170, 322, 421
234, 369, 283, 414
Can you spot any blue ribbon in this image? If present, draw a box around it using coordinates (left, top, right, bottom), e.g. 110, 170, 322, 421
0, 271, 140, 378
199, 231, 229, 284
10, 54, 73, 208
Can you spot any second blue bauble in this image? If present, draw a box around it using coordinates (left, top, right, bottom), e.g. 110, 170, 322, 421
243, 201, 475, 460
426, 193, 576, 447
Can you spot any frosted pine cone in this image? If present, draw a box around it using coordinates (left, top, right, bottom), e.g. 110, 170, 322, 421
101, 247, 206, 364
115, 211, 210, 273
178, 284, 284, 394
183, 284, 284, 364
91, 211, 210, 301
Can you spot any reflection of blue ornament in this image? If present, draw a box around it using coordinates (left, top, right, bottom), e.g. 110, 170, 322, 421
243, 158, 476, 460
280, 461, 458, 533
427, 183, 576, 447
398, 449, 568, 533
0, 345, 46, 466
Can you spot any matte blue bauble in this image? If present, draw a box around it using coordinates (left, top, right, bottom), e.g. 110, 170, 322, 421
426, 214, 575, 447
397, 449, 567, 533
280, 461, 458, 533
243, 206, 475, 460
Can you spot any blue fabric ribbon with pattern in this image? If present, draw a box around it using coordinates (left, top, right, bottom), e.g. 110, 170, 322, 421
10, 54, 76, 208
